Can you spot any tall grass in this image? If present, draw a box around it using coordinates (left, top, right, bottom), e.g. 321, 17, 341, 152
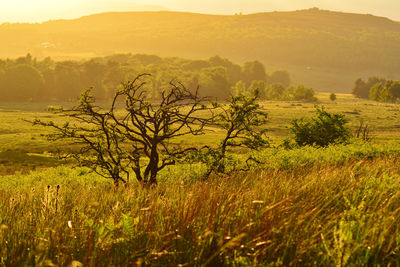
1, 154, 400, 266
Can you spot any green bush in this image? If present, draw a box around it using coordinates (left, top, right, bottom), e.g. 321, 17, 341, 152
289, 106, 351, 147
293, 84, 317, 101
264, 83, 285, 100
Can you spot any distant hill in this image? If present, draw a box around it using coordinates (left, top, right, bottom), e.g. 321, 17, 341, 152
1, 8, 400, 92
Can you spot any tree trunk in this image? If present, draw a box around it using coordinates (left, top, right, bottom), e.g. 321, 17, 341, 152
114, 178, 119, 187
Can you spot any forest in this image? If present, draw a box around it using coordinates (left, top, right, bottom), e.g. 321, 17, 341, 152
0, 53, 316, 102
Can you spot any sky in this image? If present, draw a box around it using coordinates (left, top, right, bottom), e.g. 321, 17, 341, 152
0, 0, 399, 23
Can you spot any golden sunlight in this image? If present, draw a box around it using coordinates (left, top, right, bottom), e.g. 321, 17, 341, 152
0, 0, 399, 23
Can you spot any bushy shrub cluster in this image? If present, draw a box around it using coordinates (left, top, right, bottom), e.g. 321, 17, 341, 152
286, 106, 351, 147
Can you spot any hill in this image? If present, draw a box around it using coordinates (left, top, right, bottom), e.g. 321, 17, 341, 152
1, 8, 400, 92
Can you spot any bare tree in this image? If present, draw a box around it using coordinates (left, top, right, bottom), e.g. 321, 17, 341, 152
355, 120, 372, 142
34, 74, 212, 186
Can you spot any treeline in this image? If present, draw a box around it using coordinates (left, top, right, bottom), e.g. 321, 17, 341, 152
353, 77, 400, 102
0, 53, 315, 102
233, 81, 316, 102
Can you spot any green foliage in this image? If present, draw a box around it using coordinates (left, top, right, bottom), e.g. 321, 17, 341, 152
53, 62, 82, 100
0, 53, 291, 102
198, 66, 231, 99
330, 93, 337, 101
293, 84, 317, 101
264, 83, 285, 100
2, 152, 400, 265
4, 91, 400, 265
268, 70, 291, 88
289, 106, 351, 147
353, 78, 368, 99
230, 80, 247, 96
209, 55, 242, 85
242, 61, 267, 86
234, 81, 316, 102
352, 77, 386, 99
352, 77, 400, 103
389, 80, 400, 99
207, 92, 269, 174
0, 64, 44, 101
248, 80, 267, 97
181, 59, 211, 71
368, 80, 400, 102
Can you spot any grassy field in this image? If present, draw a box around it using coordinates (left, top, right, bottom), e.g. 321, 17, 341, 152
1, 93, 400, 265
1, 93, 400, 150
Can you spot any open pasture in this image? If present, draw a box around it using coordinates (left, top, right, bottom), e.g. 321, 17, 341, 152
1, 94, 400, 266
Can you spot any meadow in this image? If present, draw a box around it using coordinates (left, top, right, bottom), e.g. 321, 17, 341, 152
1, 93, 400, 266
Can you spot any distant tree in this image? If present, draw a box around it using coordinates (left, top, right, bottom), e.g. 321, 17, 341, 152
279, 86, 293, 100
353, 77, 386, 99
367, 77, 386, 90
369, 82, 383, 101
209, 56, 242, 84
289, 106, 351, 147
265, 83, 285, 100
388, 80, 400, 99
369, 80, 397, 102
268, 70, 291, 87
0, 64, 44, 101
352, 78, 367, 99
82, 59, 107, 99
0, 59, 6, 70
199, 66, 231, 99
230, 80, 247, 96
15, 53, 33, 66
54, 62, 82, 100
293, 85, 316, 101
33, 74, 213, 186
242, 61, 267, 86
379, 85, 396, 102
35, 57, 56, 100
0, 68, 4, 96
103, 61, 123, 98
330, 93, 337, 102
41, 68, 56, 100
248, 80, 267, 97
182, 60, 211, 71
131, 54, 162, 66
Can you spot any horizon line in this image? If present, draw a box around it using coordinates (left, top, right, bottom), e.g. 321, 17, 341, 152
0, 7, 399, 25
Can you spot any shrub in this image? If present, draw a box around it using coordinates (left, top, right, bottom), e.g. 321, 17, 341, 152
289, 106, 351, 147
264, 83, 285, 100
293, 85, 317, 101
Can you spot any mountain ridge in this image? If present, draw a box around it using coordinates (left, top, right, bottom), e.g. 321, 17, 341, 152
1, 8, 400, 92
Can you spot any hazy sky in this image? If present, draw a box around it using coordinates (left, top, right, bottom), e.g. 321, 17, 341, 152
0, 0, 399, 23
